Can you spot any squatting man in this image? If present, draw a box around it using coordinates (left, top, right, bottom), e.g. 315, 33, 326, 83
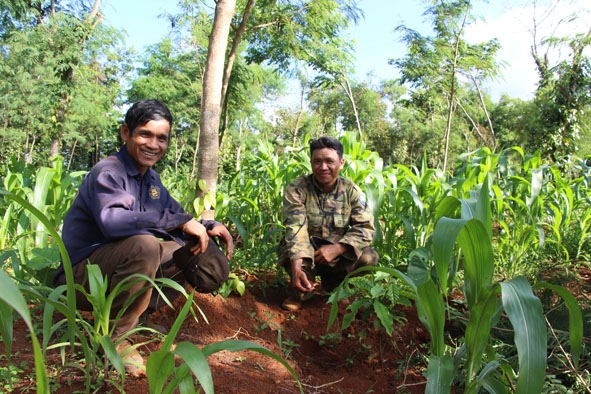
54, 99, 234, 374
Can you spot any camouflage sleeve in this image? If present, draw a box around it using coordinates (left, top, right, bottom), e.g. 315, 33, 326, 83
338, 182, 375, 259
282, 177, 315, 263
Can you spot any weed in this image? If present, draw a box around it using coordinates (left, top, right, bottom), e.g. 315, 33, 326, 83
277, 329, 300, 359
318, 333, 341, 348
249, 311, 278, 334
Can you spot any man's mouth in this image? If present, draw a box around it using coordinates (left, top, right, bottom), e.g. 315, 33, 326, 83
141, 150, 158, 158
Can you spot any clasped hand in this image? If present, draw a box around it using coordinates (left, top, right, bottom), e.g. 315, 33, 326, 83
182, 219, 234, 260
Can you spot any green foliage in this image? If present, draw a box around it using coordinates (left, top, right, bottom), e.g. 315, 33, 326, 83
218, 272, 246, 297
0, 157, 85, 285
0, 5, 127, 168
392, 0, 502, 170
0, 186, 300, 391
0, 269, 48, 393
399, 177, 581, 393
328, 271, 411, 336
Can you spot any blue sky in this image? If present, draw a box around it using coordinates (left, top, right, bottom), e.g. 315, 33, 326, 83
102, 0, 590, 102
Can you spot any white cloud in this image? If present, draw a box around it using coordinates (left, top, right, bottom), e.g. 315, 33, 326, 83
468, 0, 591, 101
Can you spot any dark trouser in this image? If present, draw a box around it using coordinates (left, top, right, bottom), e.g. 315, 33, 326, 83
277, 239, 379, 292
55, 235, 184, 339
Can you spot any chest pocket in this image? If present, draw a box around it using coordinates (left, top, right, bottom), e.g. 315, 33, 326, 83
307, 205, 323, 228
333, 214, 349, 229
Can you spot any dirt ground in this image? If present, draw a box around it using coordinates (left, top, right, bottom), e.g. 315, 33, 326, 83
4, 274, 431, 394
6, 266, 590, 393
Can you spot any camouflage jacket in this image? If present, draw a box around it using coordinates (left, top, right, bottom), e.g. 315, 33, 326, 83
282, 174, 375, 264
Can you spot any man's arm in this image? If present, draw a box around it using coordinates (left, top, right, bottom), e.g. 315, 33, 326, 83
282, 178, 315, 263
282, 178, 315, 292
93, 169, 193, 238
291, 258, 313, 292
337, 182, 375, 258
313, 242, 350, 265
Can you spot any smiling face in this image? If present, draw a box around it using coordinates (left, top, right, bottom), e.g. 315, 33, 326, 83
311, 147, 345, 192
120, 119, 171, 174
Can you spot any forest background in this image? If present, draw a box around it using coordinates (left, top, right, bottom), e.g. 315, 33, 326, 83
2, 0, 591, 393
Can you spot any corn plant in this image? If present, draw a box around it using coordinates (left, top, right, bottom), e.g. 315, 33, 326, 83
146, 290, 303, 394
411, 176, 582, 392
0, 157, 85, 285
328, 175, 583, 393
0, 268, 48, 393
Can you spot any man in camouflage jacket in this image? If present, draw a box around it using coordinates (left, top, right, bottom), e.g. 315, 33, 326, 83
278, 136, 379, 311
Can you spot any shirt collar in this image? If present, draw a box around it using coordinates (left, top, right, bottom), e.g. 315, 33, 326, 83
310, 174, 341, 194
117, 145, 156, 181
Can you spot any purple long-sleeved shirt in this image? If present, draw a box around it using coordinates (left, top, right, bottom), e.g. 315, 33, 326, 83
56, 145, 211, 280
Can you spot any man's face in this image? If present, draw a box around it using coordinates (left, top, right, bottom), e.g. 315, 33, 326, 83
120, 119, 170, 174
311, 147, 345, 192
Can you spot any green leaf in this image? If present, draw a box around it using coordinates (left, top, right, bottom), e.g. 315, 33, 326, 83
416, 279, 446, 356
457, 219, 494, 309
425, 354, 454, 394
500, 277, 546, 394
234, 278, 246, 296
172, 342, 214, 394
432, 217, 468, 296
373, 299, 394, 336
146, 350, 177, 393
535, 281, 583, 368
197, 179, 207, 192
464, 286, 501, 381
0, 270, 48, 393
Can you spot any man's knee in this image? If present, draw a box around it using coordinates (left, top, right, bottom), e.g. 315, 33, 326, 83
173, 237, 230, 293
358, 247, 379, 267
125, 234, 162, 275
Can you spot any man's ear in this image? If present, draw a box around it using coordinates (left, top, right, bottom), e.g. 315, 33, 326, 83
339, 157, 345, 170
120, 124, 130, 142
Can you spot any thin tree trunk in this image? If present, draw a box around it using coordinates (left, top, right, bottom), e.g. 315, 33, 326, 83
197, 0, 236, 220
67, 138, 78, 171
293, 83, 306, 146
339, 75, 362, 138
191, 125, 200, 181
442, 10, 467, 173
218, 0, 255, 147
469, 74, 496, 147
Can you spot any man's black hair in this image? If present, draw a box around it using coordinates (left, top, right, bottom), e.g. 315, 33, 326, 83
309, 136, 343, 159
124, 99, 173, 134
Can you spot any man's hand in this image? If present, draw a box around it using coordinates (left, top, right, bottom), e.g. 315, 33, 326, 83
207, 224, 235, 260
181, 219, 209, 255
291, 259, 313, 293
314, 243, 347, 265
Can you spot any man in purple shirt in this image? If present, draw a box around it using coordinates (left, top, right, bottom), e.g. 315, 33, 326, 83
55, 99, 233, 374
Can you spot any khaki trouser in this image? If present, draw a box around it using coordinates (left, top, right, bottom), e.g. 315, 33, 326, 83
55, 234, 184, 339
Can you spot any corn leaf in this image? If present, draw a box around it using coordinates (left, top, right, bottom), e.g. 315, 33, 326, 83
425, 354, 454, 394
500, 277, 546, 394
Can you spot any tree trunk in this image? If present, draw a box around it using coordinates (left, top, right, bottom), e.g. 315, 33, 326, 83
50, 138, 60, 158
197, 0, 236, 220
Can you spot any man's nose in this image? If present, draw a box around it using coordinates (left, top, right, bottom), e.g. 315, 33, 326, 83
146, 136, 159, 148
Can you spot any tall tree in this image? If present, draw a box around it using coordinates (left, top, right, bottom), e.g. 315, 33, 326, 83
198, 0, 236, 219
533, 27, 591, 161
0, 0, 127, 168
392, 0, 500, 172
182, 0, 362, 212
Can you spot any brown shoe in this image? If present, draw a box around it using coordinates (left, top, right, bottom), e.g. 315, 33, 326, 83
281, 292, 315, 311
281, 296, 302, 311
116, 339, 144, 375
